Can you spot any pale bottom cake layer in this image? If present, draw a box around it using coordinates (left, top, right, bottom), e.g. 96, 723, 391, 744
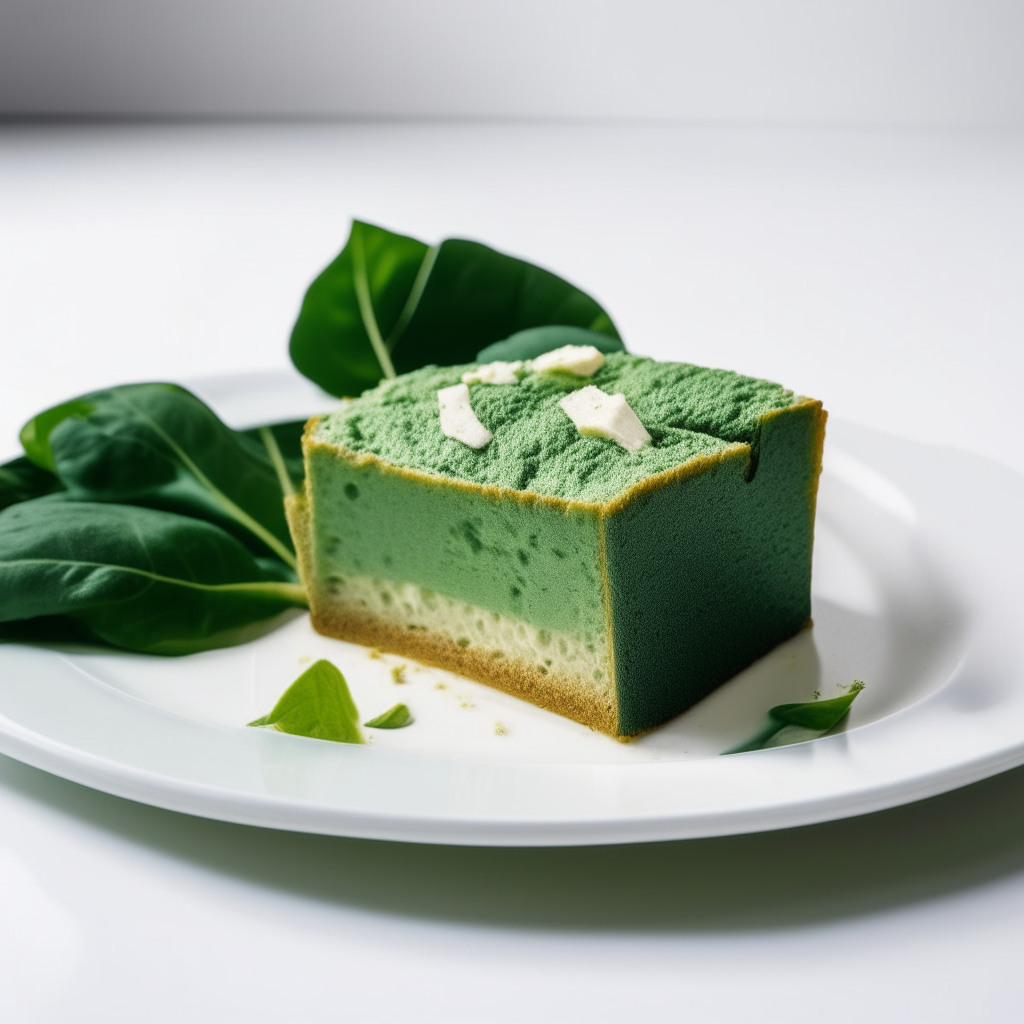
313, 572, 617, 734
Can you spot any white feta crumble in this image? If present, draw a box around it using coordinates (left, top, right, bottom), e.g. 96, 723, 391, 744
437, 383, 493, 449
530, 344, 605, 377
557, 386, 652, 452
461, 360, 524, 385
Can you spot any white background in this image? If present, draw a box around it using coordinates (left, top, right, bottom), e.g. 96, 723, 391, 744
1, 0, 1023, 125
3, 5, 1024, 1023
3, 123, 1023, 474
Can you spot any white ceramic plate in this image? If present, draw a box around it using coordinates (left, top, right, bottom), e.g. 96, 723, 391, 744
1, 371, 1022, 846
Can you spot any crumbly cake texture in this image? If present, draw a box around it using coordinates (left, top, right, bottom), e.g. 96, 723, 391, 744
288, 354, 826, 738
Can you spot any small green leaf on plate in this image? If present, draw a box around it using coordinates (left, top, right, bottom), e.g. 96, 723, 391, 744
724, 682, 865, 754
364, 703, 413, 729
248, 660, 364, 744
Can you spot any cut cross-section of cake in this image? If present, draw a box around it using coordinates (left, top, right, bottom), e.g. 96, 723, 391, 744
287, 352, 826, 738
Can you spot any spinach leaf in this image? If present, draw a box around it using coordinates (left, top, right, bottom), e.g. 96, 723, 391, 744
238, 419, 307, 496
289, 220, 622, 397
0, 456, 64, 511
0, 498, 306, 655
20, 399, 95, 472
20, 384, 298, 568
725, 683, 865, 754
249, 660, 364, 744
364, 703, 413, 729
476, 325, 626, 364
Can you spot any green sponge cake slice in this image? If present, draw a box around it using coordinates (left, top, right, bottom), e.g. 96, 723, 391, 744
287, 351, 825, 738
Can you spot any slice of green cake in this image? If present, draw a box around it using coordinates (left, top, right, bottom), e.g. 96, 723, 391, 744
287, 351, 825, 738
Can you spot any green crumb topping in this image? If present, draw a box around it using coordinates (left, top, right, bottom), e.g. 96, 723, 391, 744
314, 353, 796, 504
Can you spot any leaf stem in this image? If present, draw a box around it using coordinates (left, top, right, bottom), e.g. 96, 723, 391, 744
2, 558, 308, 604
386, 244, 439, 355
351, 224, 397, 380
259, 426, 295, 498
117, 398, 298, 569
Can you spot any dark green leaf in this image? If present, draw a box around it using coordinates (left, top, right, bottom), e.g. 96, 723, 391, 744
289, 220, 622, 397
20, 383, 298, 567
724, 683, 865, 754
0, 613, 94, 646
289, 221, 428, 396
475, 325, 626, 364
238, 419, 307, 494
0, 498, 306, 655
249, 660, 364, 744
20, 399, 94, 471
364, 703, 413, 729
0, 456, 64, 511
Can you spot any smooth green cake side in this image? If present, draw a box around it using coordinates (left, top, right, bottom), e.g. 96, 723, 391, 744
289, 354, 825, 737
604, 400, 824, 735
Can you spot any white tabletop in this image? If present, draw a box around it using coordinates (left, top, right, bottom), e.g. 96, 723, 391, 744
2, 122, 1024, 1022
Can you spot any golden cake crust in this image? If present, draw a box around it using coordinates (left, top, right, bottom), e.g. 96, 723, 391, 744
310, 606, 618, 735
